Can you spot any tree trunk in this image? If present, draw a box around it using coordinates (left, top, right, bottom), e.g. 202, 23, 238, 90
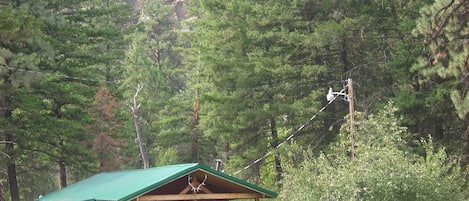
252, 162, 261, 185
7, 163, 19, 201
223, 140, 230, 162
3, 71, 18, 201
269, 117, 283, 183
132, 109, 149, 169
128, 84, 149, 169
0, 181, 3, 201
341, 36, 350, 74
58, 160, 67, 189
191, 89, 199, 162
5, 134, 19, 201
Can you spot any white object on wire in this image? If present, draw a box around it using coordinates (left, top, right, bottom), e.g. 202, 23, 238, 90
327, 87, 348, 102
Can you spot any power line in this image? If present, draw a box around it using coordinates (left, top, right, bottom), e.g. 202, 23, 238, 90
2, 63, 353, 173
233, 87, 347, 175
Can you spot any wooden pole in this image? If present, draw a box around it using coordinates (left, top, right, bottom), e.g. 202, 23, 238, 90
348, 78, 355, 159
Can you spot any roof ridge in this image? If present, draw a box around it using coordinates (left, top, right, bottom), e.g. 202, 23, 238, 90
97, 163, 200, 174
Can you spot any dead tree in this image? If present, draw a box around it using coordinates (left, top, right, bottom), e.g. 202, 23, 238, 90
127, 84, 149, 169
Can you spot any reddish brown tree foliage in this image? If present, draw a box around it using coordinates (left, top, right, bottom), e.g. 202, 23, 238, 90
88, 86, 126, 171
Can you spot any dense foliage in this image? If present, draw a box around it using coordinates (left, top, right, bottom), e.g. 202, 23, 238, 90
1, 0, 469, 200
281, 104, 467, 200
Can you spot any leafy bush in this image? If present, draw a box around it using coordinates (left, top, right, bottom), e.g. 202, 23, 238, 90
280, 103, 467, 201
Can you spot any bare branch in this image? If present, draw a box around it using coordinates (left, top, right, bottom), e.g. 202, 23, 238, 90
425, 0, 464, 46
134, 83, 144, 99
1, 152, 10, 159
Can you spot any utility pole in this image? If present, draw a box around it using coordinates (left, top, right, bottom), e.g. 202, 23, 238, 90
347, 78, 355, 159
326, 79, 355, 159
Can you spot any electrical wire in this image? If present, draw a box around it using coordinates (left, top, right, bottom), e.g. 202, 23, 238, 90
3, 63, 351, 174
233, 88, 346, 175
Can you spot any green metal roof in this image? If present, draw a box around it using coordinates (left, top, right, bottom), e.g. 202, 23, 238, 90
36, 163, 277, 201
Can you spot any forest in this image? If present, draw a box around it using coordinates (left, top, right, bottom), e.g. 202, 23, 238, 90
1, 0, 469, 200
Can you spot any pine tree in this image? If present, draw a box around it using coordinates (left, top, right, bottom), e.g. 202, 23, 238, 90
412, 0, 469, 118
185, 0, 332, 184
0, 2, 46, 200
88, 85, 126, 171
121, 0, 187, 168
1, 0, 134, 199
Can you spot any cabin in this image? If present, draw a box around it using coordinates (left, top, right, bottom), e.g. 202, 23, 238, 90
36, 163, 277, 201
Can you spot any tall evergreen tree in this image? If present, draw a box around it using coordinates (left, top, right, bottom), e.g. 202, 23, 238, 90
121, 0, 187, 168
403, 0, 469, 159
413, 0, 469, 118
0, 2, 48, 200
1, 0, 133, 199
186, 0, 335, 184
36, 0, 134, 189
88, 85, 126, 171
